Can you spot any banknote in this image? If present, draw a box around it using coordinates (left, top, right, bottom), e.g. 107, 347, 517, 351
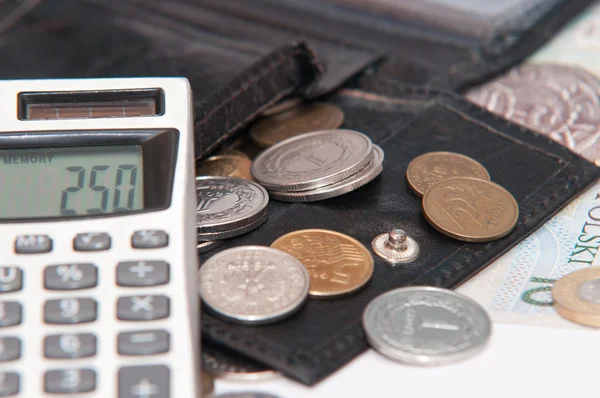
459, 2, 600, 328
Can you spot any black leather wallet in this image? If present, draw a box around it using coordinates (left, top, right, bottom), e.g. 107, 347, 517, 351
199, 76, 600, 385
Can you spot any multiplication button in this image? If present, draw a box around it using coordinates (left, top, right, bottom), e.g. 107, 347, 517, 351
0, 267, 22, 293
117, 261, 170, 287
44, 298, 97, 324
0, 372, 19, 396
118, 330, 170, 356
44, 368, 96, 394
119, 365, 169, 398
44, 264, 97, 290
0, 302, 21, 328
44, 333, 97, 359
117, 295, 170, 321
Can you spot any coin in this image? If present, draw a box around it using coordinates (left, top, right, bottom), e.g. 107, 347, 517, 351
552, 267, 600, 327
251, 129, 373, 192
215, 393, 282, 398
201, 371, 215, 398
259, 97, 303, 117
215, 148, 250, 159
202, 343, 279, 381
197, 240, 225, 254
406, 152, 490, 197
362, 286, 492, 366
271, 229, 374, 298
467, 64, 600, 166
198, 246, 310, 324
422, 177, 519, 242
250, 102, 344, 147
196, 177, 269, 233
269, 145, 383, 202
196, 155, 253, 180
197, 212, 268, 241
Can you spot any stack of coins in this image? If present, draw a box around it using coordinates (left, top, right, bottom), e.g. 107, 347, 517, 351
251, 129, 384, 202
552, 267, 600, 327
196, 152, 253, 181
196, 177, 269, 251
406, 151, 519, 242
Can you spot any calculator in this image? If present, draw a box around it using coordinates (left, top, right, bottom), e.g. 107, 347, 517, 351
0, 78, 200, 397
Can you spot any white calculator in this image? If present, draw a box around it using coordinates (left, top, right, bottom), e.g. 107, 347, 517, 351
0, 78, 200, 397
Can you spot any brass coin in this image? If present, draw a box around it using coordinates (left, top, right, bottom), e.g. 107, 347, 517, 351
260, 97, 303, 117
422, 177, 519, 242
216, 148, 250, 159
406, 152, 490, 197
552, 267, 600, 328
271, 229, 374, 298
201, 371, 215, 397
196, 155, 253, 180
250, 102, 344, 147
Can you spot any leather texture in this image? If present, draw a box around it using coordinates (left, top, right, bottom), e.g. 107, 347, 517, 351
200, 77, 600, 385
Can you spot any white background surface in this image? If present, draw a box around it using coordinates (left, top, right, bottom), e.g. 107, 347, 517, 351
216, 322, 599, 398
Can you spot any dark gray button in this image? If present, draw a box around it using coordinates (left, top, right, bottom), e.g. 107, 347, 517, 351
44, 298, 97, 324
73, 232, 111, 251
117, 295, 170, 321
0, 372, 19, 396
131, 230, 169, 249
44, 264, 97, 290
0, 302, 21, 328
116, 261, 170, 287
14, 234, 52, 254
119, 365, 169, 398
118, 330, 170, 356
44, 368, 96, 394
0, 337, 20, 362
44, 333, 96, 359
0, 267, 22, 293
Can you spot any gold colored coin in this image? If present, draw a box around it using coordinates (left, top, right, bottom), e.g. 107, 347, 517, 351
196, 155, 253, 180
260, 97, 303, 117
406, 151, 490, 197
200, 371, 215, 397
271, 229, 374, 298
250, 102, 344, 147
422, 177, 518, 242
216, 148, 250, 159
552, 267, 600, 328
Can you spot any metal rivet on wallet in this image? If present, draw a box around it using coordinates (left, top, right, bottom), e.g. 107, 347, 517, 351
371, 229, 419, 264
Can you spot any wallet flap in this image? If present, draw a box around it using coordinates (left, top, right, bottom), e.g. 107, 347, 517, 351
200, 80, 600, 385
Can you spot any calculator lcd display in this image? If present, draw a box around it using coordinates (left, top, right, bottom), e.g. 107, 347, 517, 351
0, 145, 144, 218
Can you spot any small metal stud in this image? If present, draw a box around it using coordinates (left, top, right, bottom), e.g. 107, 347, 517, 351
372, 229, 420, 264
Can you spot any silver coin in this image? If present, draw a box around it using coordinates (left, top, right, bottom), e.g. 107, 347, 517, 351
363, 286, 492, 366
197, 240, 225, 254
197, 212, 268, 241
202, 344, 280, 381
251, 129, 373, 192
215, 393, 282, 398
196, 176, 269, 233
198, 246, 310, 324
269, 145, 383, 202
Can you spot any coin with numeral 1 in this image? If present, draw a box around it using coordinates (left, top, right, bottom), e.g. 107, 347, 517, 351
422, 177, 518, 242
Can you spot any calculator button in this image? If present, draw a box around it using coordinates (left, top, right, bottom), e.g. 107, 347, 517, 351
14, 234, 52, 254
0, 302, 21, 328
0, 267, 22, 293
117, 295, 170, 321
44, 264, 98, 290
73, 232, 111, 251
0, 372, 19, 396
119, 365, 169, 398
44, 298, 97, 324
0, 338, 20, 362
118, 330, 170, 356
44, 333, 97, 359
116, 261, 170, 287
44, 368, 96, 394
131, 230, 169, 249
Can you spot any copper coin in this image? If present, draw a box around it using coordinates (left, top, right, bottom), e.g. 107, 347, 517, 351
196, 155, 253, 180
250, 102, 344, 147
201, 371, 215, 397
260, 97, 303, 117
467, 64, 600, 166
422, 177, 519, 242
271, 229, 374, 298
552, 267, 600, 328
216, 148, 250, 159
406, 152, 490, 197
